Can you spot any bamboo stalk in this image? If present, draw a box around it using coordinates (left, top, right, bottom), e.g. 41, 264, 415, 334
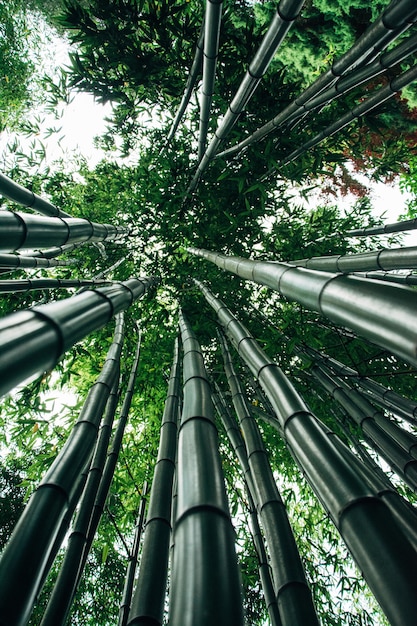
0, 211, 129, 253
168, 311, 243, 626
187, 247, 417, 367
352, 270, 417, 287
119, 482, 148, 626
194, 278, 417, 626
0, 253, 77, 268
0, 277, 156, 397
346, 216, 417, 237
310, 365, 417, 490
187, 0, 305, 193
77, 332, 143, 591
218, 333, 318, 626
197, 0, 223, 162
127, 337, 181, 626
0, 278, 111, 293
302, 345, 417, 426
0, 314, 125, 626
212, 387, 281, 626
215, 0, 417, 159
40, 347, 123, 626
0, 172, 72, 218
166, 22, 205, 144
288, 246, 417, 273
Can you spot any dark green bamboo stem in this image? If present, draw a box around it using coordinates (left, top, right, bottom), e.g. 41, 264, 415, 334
310, 365, 417, 491
0, 278, 111, 293
0, 253, 77, 268
212, 387, 281, 626
352, 270, 417, 287
40, 358, 123, 626
0, 314, 125, 626
197, 0, 223, 162
346, 216, 417, 237
76, 333, 142, 589
0, 276, 156, 397
168, 310, 243, 626
188, 247, 417, 367
301, 345, 417, 427
194, 278, 417, 626
119, 482, 148, 626
0, 211, 128, 253
218, 332, 319, 626
0, 173, 72, 218
20, 241, 89, 259
127, 337, 181, 626
187, 0, 305, 193
288, 246, 417, 273
166, 22, 205, 144
215, 0, 417, 159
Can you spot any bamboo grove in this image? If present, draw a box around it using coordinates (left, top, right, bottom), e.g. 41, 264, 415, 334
1, 0, 417, 625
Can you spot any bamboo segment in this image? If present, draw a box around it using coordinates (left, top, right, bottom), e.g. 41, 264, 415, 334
288, 246, 417, 273
127, 337, 181, 626
0, 278, 111, 293
218, 333, 318, 626
187, 247, 417, 367
169, 311, 243, 626
0, 253, 77, 268
198, 0, 223, 162
194, 279, 417, 626
0, 173, 72, 218
352, 270, 417, 287
215, 0, 417, 159
119, 482, 148, 626
0, 211, 128, 252
0, 315, 125, 626
346, 216, 417, 237
310, 366, 417, 491
167, 22, 205, 143
302, 346, 417, 426
0, 277, 156, 397
187, 0, 305, 193
40, 349, 123, 626
78, 332, 143, 589
212, 388, 281, 626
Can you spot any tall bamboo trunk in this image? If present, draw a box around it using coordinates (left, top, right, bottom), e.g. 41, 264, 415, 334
194, 278, 417, 626
127, 337, 181, 626
40, 329, 123, 626
212, 387, 281, 626
119, 482, 148, 626
0, 314, 125, 626
0, 211, 128, 253
187, 247, 417, 366
0, 173, 72, 218
0, 276, 156, 397
168, 311, 243, 626
0, 278, 111, 293
219, 331, 319, 626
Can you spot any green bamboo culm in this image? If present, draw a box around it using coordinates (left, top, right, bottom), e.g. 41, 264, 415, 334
0, 210, 128, 253
287, 246, 417, 273
40, 360, 123, 626
194, 278, 417, 626
119, 481, 148, 626
310, 365, 417, 491
216, 0, 417, 160
187, 247, 417, 367
77, 330, 143, 587
211, 386, 282, 626
127, 336, 181, 626
0, 277, 156, 397
0, 172, 72, 218
0, 278, 111, 293
168, 310, 244, 626
218, 331, 319, 626
0, 313, 125, 626
0, 252, 77, 269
